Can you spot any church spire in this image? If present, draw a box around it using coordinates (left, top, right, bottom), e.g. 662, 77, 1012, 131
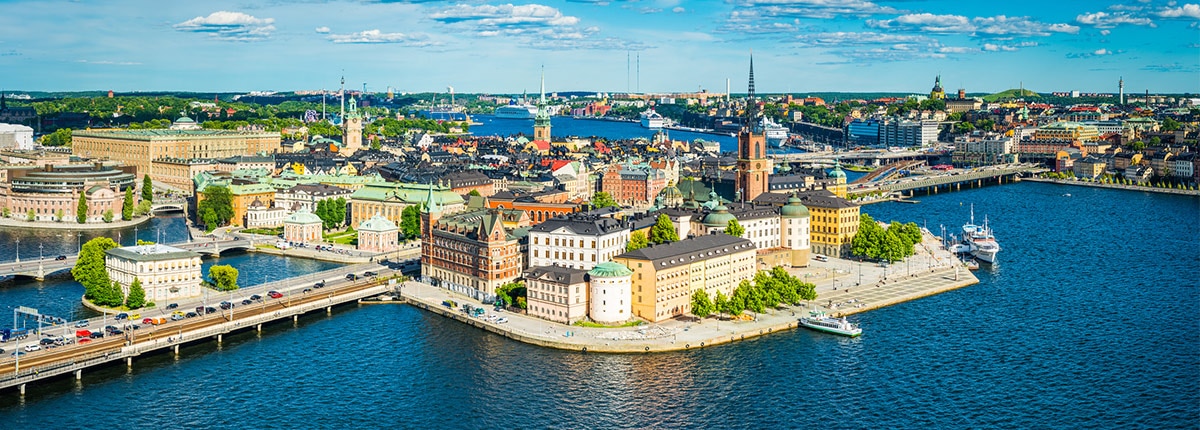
743, 51, 761, 133
423, 182, 442, 214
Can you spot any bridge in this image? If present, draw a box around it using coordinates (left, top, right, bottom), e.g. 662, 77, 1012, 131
856, 164, 1046, 195
770, 149, 942, 167
852, 160, 927, 184
150, 198, 188, 214
0, 262, 397, 395
0, 239, 254, 281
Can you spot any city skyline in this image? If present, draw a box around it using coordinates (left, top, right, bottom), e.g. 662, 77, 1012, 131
0, 0, 1197, 94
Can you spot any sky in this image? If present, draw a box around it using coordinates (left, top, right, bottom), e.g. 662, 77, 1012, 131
1, 0, 1197, 95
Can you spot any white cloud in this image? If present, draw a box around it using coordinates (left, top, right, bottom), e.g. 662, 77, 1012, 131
794, 31, 934, 46
672, 6, 686, 13
869, 14, 1078, 36
1100, 29, 1112, 35
982, 41, 1038, 52
174, 11, 275, 41
730, 0, 900, 19
315, 26, 331, 34
937, 46, 976, 53
327, 29, 436, 46
1067, 48, 1121, 58
1075, 11, 1155, 28
431, 4, 580, 29
1156, 4, 1200, 19
77, 59, 142, 66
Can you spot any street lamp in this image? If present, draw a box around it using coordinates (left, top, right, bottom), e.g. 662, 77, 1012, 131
14, 237, 18, 263
76, 232, 82, 254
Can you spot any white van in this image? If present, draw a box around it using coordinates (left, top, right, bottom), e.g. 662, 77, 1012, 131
813, 254, 829, 262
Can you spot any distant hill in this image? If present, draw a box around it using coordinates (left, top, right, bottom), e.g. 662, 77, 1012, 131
983, 89, 1041, 102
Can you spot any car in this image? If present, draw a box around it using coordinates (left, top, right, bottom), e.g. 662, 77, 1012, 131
75, 320, 89, 328
104, 325, 118, 333
363, 271, 377, 277
219, 301, 232, 310
40, 338, 55, 345
313, 281, 325, 289
496, 317, 509, 324
89, 331, 105, 339
268, 292, 283, 299
250, 294, 262, 300
108, 328, 123, 335
129, 313, 141, 321
24, 344, 41, 352
204, 307, 217, 314
55, 255, 67, 261
166, 303, 179, 310
184, 312, 198, 318
170, 314, 184, 321
129, 324, 140, 330
11, 350, 25, 357
242, 299, 253, 306
143, 318, 154, 324
115, 313, 128, 321
172, 311, 185, 317
345, 274, 358, 281
302, 288, 312, 293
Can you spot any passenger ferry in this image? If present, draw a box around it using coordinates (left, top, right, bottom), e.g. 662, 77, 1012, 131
800, 311, 862, 337
640, 108, 665, 129
494, 103, 537, 119
962, 205, 1001, 264
763, 117, 788, 147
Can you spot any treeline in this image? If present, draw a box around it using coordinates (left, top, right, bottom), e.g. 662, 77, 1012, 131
690, 267, 818, 318
850, 214, 922, 263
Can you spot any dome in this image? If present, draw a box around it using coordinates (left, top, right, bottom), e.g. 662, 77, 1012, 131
780, 195, 810, 218
285, 208, 322, 225
175, 116, 195, 124
661, 185, 683, 199
829, 162, 846, 179
702, 204, 737, 227
358, 214, 397, 232
588, 262, 633, 278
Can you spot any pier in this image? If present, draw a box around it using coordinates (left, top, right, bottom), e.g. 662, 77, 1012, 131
0, 263, 392, 395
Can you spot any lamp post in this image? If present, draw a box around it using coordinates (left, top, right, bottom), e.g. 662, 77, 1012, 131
14, 237, 18, 263
76, 232, 82, 254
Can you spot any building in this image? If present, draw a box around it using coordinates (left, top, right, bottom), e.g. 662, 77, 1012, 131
72, 125, 280, 180
421, 187, 522, 301
929, 75, 946, 100
0, 163, 136, 223
601, 163, 668, 207
0, 123, 34, 150
195, 183, 276, 228
525, 265, 589, 324
484, 193, 579, 224
275, 183, 352, 213
105, 244, 203, 303
1033, 122, 1101, 142
150, 158, 216, 195
533, 72, 552, 143
881, 118, 940, 148
283, 209, 322, 243
348, 182, 465, 228
342, 97, 363, 155
527, 213, 629, 270
215, 155, 275, 173
244, 200, 288, 228
846, 119, 882, 147
357, 214, 399, 253
736, 55, 770, 203
952, 136, 1019, 166
1170, 152, 1195, 181
0, 95, 37, 125
1072, 156, 1107, 179
798, 189, 859, 258
614, 233, 756, 323
945, 98, 982, 114
587, 262, 634, 324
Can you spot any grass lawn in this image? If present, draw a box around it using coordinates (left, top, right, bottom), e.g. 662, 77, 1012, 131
323, 228, 358, 245
572, 320, 645, 328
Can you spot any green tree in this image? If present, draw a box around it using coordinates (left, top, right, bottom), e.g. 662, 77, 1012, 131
208, 265, 240, 291
400, 205, 421, 240
126, 277, 146, 309
141, 175, 154, 203
1128, 141, 1146, 151
200, 206, 218, 232
494, 281, 525, 308
728, 281, 749, 316
725, 218, 745, 238
1161, 117, 1181, 132
333, 197, 347, 227
468, 189, 482, 197
690, 289, 714, 319
38, 128, 72, 147
648, 214, 678, 244
851, 214, 882, 259
1, 206, 8, 218
591, 191, 618, 209
26, 209, 35, 222
134, 200, 152, 216
76, 191, 89, 223
713, 290, 729, 317
55, 209, 63, 222
879, 230, 906, 263
103, 209, 114, 223
1149, 136, 1161, 146
122, 188, 134, 220
370, 137, 382, 151
626, 230, 649, 252
315, 199, 330, 229
73, 237, 119, 304
197, 185, 233, 229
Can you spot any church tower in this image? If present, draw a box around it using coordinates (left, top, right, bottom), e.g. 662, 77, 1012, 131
930, 75, 946, 100
343, 95, 363, 155
533, 68, 551, 142
419, 183, 442, 281
736, 53, 769, 203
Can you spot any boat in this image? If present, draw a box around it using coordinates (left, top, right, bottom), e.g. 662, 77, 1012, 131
799, 311, 862, 337
763, 117, 788, 147
640, 108, 665, 129
961, 204, 1001, 264
494, 103, 537, 119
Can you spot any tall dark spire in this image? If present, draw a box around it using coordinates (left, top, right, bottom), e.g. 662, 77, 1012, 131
747, 52, 756, 101
744, 51, 761, 132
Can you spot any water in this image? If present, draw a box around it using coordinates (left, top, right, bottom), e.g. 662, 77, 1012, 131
472, 114, 791, 154
2, 183, 1198, 428
0, 214, 343, 326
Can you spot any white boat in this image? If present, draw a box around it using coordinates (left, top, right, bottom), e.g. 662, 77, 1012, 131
799, 311, 862, 337
640, 108, 665, 129
494, 103, 537, 119
763, 117, 788, 147
962, 205, 1001, 264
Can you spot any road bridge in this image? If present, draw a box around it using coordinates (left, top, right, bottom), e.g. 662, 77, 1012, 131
852, 160, 927, 184
0, 239, 254, 281
0, 263, 395, 395
150, 199, 187, 214
857, 165, 1046, 196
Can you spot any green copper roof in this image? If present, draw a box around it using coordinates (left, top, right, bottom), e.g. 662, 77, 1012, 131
359, 214, 398, 232
781, 194, 810, 218
285, 209, 322, 225
588, 262, 633, 278
702, 204, 737, 226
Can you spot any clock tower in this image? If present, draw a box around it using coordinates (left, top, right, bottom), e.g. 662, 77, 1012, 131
737, 53, 769, 203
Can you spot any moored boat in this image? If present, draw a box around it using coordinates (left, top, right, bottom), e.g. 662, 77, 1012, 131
800, 311, 862, 337
962, 204, 1001, 264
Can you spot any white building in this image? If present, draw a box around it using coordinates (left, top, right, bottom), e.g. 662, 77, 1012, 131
525, 265, 589, 324
697, 204, 781, 251
245, 199, 288, 228
0, 123, 34, 150
105, 244, 204, 303
779, 194, 812, 267
586, 262, 633, 324
527, 214, 629, 270
275, 183, 352, 214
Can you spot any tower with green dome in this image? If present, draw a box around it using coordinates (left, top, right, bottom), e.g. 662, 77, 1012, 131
343, 95, 363, 155
780, 192, 812, 267
829, 160, 848, 198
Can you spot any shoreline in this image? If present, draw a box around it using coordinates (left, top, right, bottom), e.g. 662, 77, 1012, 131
1022, 177, 1200, 196
0, 215, 154, 231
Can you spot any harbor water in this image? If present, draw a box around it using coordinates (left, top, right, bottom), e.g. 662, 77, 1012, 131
1, 182, 1195, 428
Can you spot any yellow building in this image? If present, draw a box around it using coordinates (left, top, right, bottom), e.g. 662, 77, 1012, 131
196, 183, 276, 227
613, 234, 756, 323
930, 75, 946, 100
1033, 122, 1101, 142
798, 189, 860, 258
72, 127, 280, 179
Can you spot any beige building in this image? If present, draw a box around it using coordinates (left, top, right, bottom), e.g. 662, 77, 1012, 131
614, 234, 756, 323
151, 158, 216, 195
105, 244, 204, 303
357, 214, 399, 253
283, 209, 322, 243
72, 127, 280, 180
525, 265, 589, 324
587, 262, 633, 324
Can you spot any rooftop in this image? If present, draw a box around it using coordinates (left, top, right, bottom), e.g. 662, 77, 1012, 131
615, 233, 755, 269
106, 244, 200, 262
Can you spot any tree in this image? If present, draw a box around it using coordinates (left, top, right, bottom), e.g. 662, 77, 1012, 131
73, 237, 119, 305
879, 230, 906, 263
197, 185, 233, 229
690, 289, 714, 319
370, 137, 382, 151
55, 209, 63, 222
725, 219, 745, 238
1162, 117, 1181, 132
1128, 141, 1146, 151
1, 206, 8, 218
333, 197, 347, 227
648, 214, 678, 244
591, 191, 618, 209
142, 175, 154, 203
626, 230, 649, 252
200, 206, 218, 232
713, 290, 729, 317
26, 209, 35, 222
122, 188, 134, 220
851, 214, 882, 259
134, 200, 152, 216
208, 265, 240, 291
495, 281, 526, 308
468, 189, 482, 197
315, 199, 330, 229
103, 209, 114, 223
126, 277, 146, 309
400, 205, 421, 240
76, 191, 89, 223
38, 128, 72, 147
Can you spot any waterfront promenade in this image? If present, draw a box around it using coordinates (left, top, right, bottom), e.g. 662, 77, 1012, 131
1022, 176, 1200, 196
399, 230, 978, 353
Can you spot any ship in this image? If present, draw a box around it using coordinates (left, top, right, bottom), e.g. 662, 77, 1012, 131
494, 103, 538, 120
640, 108, 665, 129
962, 205, 1001, 264
763, 117, 788, 147
799, 311, 862, 337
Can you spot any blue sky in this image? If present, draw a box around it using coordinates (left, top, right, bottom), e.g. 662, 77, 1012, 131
1, 0, 1197, 94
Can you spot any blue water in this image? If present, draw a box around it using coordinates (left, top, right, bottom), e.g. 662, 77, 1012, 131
2, 182, 1198, 427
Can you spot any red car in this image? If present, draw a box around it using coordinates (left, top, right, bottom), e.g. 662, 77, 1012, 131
268, 291, 284, 299
75, 330, 91, 338
143, 318, 154, 325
